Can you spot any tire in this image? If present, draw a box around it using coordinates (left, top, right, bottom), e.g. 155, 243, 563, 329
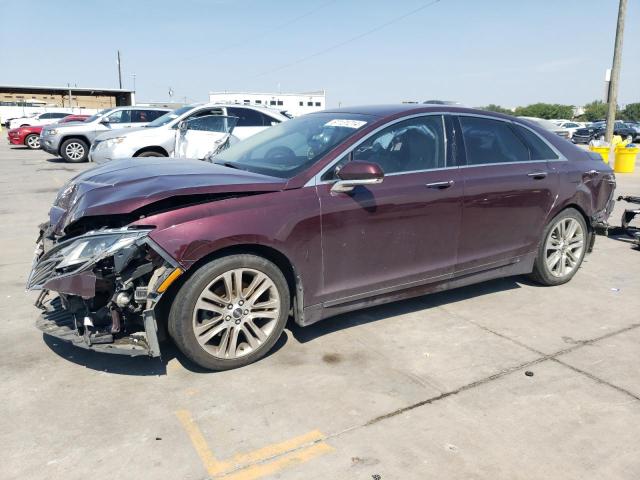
60, 138, 89, 163
529, 208, 588, 286
24, 134, 40, 150
136, 151, 166, 157
168, 254, 290, 371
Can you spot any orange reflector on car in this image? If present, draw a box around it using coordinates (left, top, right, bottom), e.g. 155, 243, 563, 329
157, 268, 184, 293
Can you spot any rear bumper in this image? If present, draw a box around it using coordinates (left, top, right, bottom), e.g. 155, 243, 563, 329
37, 296, 161, 357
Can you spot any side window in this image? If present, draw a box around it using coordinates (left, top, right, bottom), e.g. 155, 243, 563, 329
350, 116, 445, 175
51, 112, 68, 118
513, 124, 559, 160
460, 116, 529, 165
39, 113, 52, 119
130, 110, 164, 122
227, 108, 268, 127
105, 110, 131, 124
184, 115, 230, 132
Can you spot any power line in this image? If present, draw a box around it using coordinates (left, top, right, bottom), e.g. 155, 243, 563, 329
251, 0, 442, 79
182, 0, 338, 62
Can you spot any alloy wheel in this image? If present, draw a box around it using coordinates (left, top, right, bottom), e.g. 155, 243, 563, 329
65, 142, 85, 161
192, 268, 280, 359
545, 217, 584, 278
26, 135, 40, 149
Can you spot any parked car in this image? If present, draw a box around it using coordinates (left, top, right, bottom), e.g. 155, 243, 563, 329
7, 114, 90, 149
27, 105, 616, 370
89, 104, 289, 163
553, 121, 585, 139
39, 106, 171, 162
8, 111, 72, 130
572, 121, 638, 144
518, 116, 571, 139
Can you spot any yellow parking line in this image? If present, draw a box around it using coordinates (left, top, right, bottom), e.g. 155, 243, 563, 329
221, 442, 334, 480
175, 410, 333, 479
228, 429, 325, 466
175, 409, 223, 475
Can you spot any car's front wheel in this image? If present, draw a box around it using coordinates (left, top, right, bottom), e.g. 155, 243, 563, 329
529, 208, 587, 286
25, 134, 40, 149
168, 254, 290, 371
60, 138, 89, 162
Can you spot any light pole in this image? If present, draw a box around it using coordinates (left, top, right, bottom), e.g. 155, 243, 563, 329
605, 0, 627, 167
131, 73, 136, 92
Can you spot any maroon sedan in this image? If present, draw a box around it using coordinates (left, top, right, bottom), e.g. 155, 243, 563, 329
8, 115, 89, 149
27, 105, 616, 370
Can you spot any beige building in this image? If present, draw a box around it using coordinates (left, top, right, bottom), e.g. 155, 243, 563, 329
0, 85, 135, 109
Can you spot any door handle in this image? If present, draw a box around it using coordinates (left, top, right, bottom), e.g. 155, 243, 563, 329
527, 171, 547, 179
426, 180, 454, 189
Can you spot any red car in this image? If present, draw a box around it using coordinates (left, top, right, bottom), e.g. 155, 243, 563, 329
7, 114, 89, 149
27, 105, 616, 370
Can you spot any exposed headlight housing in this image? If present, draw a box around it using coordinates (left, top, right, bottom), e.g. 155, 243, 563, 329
47, 129, 58, 136
27, 229, 153, 289
56, 230, 149, 269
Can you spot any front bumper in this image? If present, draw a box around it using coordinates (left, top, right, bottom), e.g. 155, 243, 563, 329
28, 227, 181, 359
40, 134, 61, 155
37, 296, 160, 357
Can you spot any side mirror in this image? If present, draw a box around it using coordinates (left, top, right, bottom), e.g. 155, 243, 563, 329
178, 120, 188, 134
331, 160, 384, 194
100, 117, 110, 125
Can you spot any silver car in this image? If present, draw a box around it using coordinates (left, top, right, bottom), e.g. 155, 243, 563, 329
89, 104, 290, 163
40, 106, 170, 162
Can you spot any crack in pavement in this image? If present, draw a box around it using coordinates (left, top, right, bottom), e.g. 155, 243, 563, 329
354, 320, 640, 430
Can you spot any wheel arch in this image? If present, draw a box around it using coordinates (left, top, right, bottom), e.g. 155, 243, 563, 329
154, 243, 304, 333
134, 146, 169, 157
546, 203, 594, 253
58, 134, 91, 154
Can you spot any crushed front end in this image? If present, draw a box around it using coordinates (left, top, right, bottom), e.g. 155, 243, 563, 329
27, 225, 183, 358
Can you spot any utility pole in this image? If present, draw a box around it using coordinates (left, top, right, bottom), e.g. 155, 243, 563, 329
67, 83, 73, 109
131, 73, 136, 92
605, 0, 627, 148
117, 50, 123, 89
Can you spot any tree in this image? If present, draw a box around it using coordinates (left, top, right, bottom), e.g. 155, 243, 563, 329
513, 103, 575, 120
621, 102, 640, 121
582, 100, 610, 122
482, 104, 513, 115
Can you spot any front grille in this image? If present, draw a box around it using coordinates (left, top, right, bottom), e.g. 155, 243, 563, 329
27, 252, 67, 289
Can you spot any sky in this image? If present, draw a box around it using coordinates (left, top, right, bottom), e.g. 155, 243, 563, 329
0, 0, 638, 108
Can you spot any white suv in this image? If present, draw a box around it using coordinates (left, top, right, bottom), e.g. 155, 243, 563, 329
8, 112, 71, 130
89, 104, 290, 163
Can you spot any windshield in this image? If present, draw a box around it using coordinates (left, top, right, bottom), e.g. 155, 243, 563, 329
84, 109, 112, 123
215, 112, 372, 178
146, 105, 196, 128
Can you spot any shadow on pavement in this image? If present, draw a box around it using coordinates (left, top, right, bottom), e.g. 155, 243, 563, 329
43, 326, 290, 376
290, 277, 523, 343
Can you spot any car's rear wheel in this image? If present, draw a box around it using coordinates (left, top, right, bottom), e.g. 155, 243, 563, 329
168, 254, 290, 371
60, 138, 88, 162
25, 134, 40, 149
529, 208, 587, 286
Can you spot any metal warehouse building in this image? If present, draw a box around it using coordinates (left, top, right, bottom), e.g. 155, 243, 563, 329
0, 85, 135, 109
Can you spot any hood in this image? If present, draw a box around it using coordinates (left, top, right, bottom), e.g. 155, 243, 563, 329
95, 127, 149, 141
51, 158, 286, 235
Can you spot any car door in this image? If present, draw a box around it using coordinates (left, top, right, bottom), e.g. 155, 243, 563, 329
226, 107, 277, 140
316, 114, 463, 304
174, 115, 236, 160
455, 115, 559, 274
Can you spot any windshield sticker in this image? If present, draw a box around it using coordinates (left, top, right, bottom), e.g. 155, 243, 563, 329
324, 119, 367, 129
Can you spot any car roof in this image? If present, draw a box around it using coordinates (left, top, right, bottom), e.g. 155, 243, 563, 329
319, 104, 514, 121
